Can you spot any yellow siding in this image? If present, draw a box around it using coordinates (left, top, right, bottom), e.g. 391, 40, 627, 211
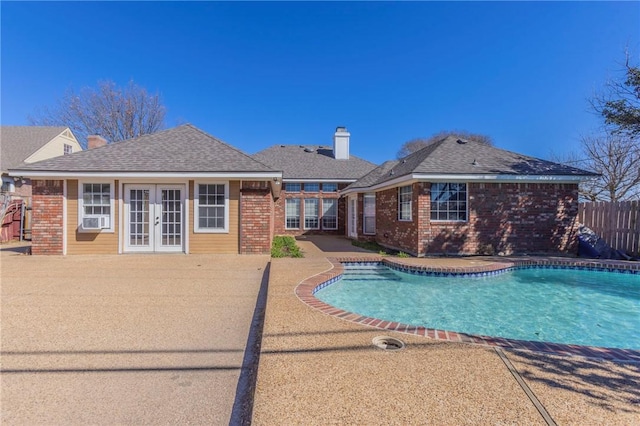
189, 180, 240, 254
66, 180, 119, 254
26, 133, 83, 163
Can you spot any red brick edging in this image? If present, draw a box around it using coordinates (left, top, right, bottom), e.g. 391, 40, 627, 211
294, 256, 640, 363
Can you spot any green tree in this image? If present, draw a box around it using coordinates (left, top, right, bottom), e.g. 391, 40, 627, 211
566, 54, 640, 201
591, 56, 640, 136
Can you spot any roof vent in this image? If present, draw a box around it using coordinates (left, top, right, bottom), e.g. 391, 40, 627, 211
390, 170, 395, 176
280, 144, 285, 148
402, 159, 407, 163
304, 147, 314, 153
472, 158, 478, 166
457, 139, 467, 144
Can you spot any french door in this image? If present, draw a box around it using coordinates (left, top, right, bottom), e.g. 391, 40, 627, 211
124, 184, 185, 253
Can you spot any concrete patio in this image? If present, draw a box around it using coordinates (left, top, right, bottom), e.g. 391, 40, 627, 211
0, 245, 269, 425
1, 237, 639, 425
251, 236, 640, 425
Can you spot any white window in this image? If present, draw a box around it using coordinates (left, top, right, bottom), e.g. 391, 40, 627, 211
195, 183, 228, 232
321, 198, 338, 230
63, 144, 73, 155
1, 176, 15, 193
431, 183, 468, 222
398, 185, 412, 221
79, 182, 114, 232
304, 199, 319, 229
285, 198, 300, 229
285, 182, 301, 192
304, 183, 319, 192
322, 183, 338, 192
363, 193, 376, 235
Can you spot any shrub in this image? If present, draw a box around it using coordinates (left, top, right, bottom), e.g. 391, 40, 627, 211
271, 236, 303, 258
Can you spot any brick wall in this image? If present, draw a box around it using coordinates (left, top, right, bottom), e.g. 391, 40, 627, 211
273, 183, 347, 236
31, 180, 64, 255
374, 185, 420, 254
240, 181, 274, 254
372, 182, 580, 256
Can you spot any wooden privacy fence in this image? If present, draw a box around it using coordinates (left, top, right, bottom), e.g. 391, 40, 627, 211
578, 201, 640, 256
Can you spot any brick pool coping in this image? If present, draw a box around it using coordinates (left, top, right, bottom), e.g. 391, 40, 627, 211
294, 256, 640, 363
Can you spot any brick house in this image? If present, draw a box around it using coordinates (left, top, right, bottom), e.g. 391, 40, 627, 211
254, 127, 376, 236
10, 125, 281, 255
341, 136, 597, 256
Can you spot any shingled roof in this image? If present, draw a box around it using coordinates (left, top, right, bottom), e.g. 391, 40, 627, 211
1, 126, 69, 172
11, 124, 277, 176
346, 136, 597, 191
253, 145, 376, 180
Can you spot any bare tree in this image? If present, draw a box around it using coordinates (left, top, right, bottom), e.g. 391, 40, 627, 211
580, 134, 640, 201
548, 150, 600, 201
552, 134, 640, 202
29, 80, 166, 148
397, 130, 492, 158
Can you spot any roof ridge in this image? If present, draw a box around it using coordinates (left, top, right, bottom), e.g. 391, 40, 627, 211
255, 144, 376, 167
186, 124, 277, 171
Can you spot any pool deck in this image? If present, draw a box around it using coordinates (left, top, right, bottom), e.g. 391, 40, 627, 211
252, 236, 640, 425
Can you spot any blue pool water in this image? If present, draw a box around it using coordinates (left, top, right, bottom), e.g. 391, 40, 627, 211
315, 265, 640, 349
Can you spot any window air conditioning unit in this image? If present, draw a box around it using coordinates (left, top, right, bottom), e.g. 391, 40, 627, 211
82, 216, 109, 230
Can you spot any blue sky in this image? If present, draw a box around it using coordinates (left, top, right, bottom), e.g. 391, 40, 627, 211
2, 1, 638, 165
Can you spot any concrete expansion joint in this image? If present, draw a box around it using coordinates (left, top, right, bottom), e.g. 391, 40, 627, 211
495, 348, 557, 426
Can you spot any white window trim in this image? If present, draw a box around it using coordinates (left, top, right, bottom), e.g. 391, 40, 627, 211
321, 198, 338, 230
304, 198, 320, 230
285, 198, 301, 230
363, 193, 376, 235
430, 182, 469, 223
194, 181, 229, 233
398, 185, 412, 222
78, 180, 115, 233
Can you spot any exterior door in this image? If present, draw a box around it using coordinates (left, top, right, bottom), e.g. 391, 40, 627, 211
348, 196, 358, 238
124, 184, 184, 252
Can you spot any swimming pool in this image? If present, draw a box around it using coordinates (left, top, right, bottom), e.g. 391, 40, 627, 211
314, 264, 640, 350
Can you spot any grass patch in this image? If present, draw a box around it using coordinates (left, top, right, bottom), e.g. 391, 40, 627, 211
351, 239, 393, 255
271, 236, 303, 258
351, 239, 414, 257
351, 239, 386, 253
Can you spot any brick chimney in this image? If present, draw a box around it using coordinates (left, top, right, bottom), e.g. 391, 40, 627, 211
87, 135, 108, 149
333, 126, 350, 160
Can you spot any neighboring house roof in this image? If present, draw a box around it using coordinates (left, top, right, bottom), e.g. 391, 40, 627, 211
253, 145, 376, 180
1, 126, 69, 172
345, 136, 597, 192
10, 124, 278, 177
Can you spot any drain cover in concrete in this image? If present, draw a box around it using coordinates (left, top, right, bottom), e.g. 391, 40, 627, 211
372, 336, 405, 351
